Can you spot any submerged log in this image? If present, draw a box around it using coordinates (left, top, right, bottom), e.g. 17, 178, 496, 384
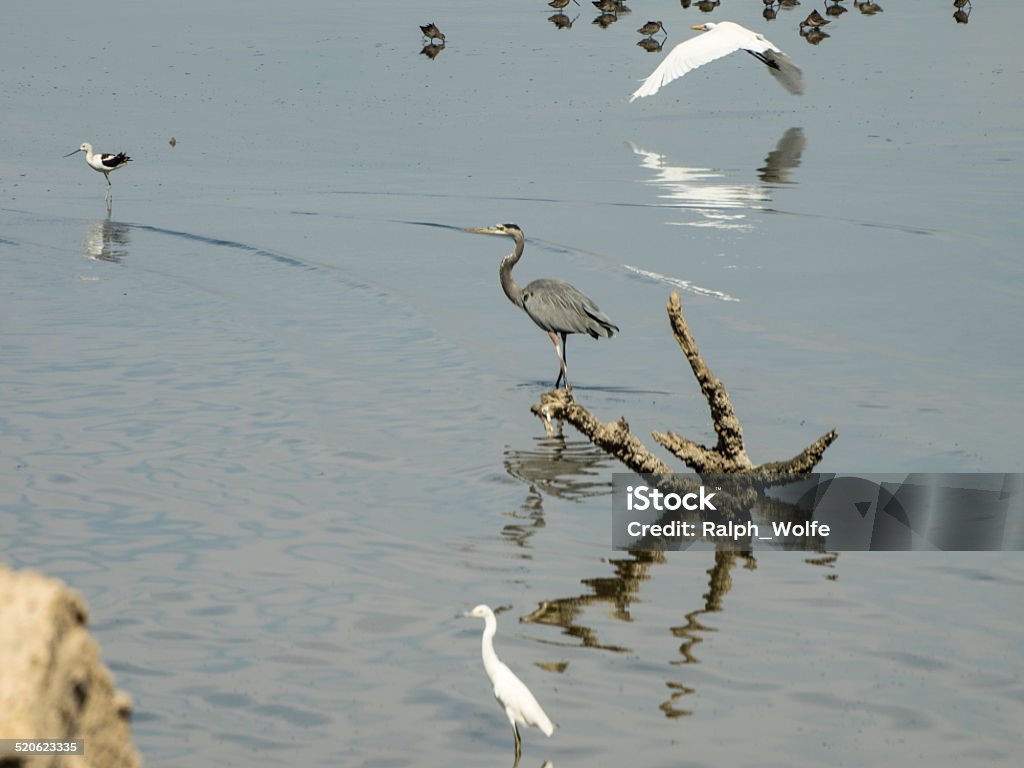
531, 291, 837, 482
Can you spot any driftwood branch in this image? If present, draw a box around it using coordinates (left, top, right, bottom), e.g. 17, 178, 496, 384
531, 291, 837, 481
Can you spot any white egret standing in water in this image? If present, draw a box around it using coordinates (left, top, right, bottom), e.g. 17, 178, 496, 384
465, 604, 555, 763
630, 21, 804, 101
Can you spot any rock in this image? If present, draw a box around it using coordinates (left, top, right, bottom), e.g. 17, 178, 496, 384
0, 566, 142, 768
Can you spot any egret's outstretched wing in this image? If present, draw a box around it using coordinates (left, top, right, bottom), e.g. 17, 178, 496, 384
761, 49, 805, 95
630, 25, 750, 101
630, 21, 803, 100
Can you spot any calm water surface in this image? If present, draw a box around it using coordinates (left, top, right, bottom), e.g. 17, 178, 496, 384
2, 1, 1022, 766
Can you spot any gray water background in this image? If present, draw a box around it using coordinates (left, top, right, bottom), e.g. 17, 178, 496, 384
1, 1, 1022, 765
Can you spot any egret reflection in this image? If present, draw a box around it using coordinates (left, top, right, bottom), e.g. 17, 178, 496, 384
627, 127, 806, 229
84, 219, 130, 263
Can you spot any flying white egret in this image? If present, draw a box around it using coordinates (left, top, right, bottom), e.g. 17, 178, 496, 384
630, 21, 805, 101
465, 604, 555, 763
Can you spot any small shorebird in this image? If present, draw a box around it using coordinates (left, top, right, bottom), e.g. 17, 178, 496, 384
64, 142, 131, 204
419, 22, 445, 43
637, 20, 668, 37
800, 9, 830, 27
548, 0, 580, 10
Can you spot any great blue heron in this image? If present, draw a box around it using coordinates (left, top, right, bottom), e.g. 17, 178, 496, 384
630, 21, 805, 101
464, 605, 555, 763
464, 223, 618, 392
64, 142, 131, 205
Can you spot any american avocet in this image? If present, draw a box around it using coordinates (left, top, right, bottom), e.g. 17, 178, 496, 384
64, 142, 131, 204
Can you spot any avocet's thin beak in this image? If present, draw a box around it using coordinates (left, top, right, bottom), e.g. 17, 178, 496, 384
63, 148, 83, 158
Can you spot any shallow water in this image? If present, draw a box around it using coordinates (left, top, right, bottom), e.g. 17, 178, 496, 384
2, 1, 1023, 766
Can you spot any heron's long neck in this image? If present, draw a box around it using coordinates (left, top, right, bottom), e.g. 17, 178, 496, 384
481, 613, 503, 678
499, 235, 526, 309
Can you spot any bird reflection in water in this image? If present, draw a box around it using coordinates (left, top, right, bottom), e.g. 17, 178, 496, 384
826, 0, 848, 17
501, 434, 612, 547
696, 0, 720, 13
854, 0, 883, 14
762, 2, 778, 21
84, 219, 130, 263
627, 126, 806, 229
637, 37, 665, 53
800, 26, 830, 45
953, 0, 971, 24
548, 13, 579, 30
592, 12, 618, 28
420, 42, 446, 59
505, 435, 613, 502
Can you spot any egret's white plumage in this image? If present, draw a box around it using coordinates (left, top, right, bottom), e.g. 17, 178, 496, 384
630, 21, 804, 101
466, 604, 554, 761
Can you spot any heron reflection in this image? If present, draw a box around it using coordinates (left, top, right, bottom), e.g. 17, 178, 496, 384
84, 219, 130, 263
504, 435, 614, 502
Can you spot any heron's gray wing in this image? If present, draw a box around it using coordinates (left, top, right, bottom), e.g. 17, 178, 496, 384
522, 279, 618, 338
761, 50, 805, 95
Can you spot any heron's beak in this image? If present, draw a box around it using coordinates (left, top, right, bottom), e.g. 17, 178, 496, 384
63, 148, 83, 158
464, 227, 500, 236
691, 24, 707, 31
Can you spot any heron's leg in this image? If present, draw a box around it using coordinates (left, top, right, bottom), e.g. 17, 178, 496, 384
560, 332, 571, 392
548, 332, 570, 391
512, 722, 521, 765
